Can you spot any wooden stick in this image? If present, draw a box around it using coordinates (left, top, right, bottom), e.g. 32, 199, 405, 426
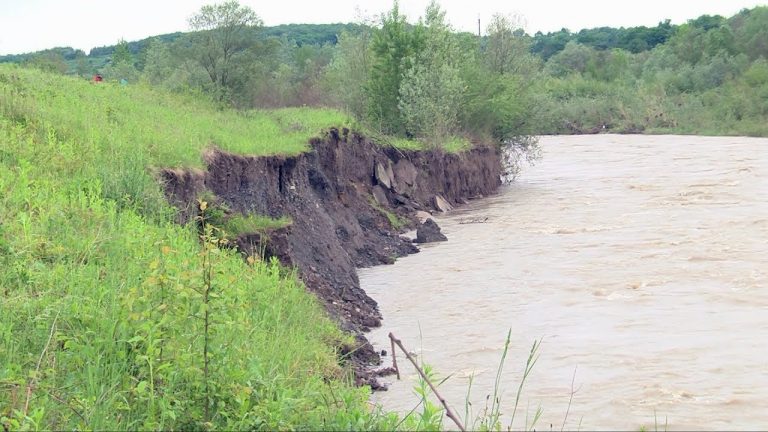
388, 332, 466, 432
390, 334, 400, 380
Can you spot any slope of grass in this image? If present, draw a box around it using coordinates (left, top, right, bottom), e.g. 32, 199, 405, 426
0, 64, 381, 430
0, 64, 350, 217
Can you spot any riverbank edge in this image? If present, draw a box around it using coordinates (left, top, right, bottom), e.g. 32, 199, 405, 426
158, 128, 503, 388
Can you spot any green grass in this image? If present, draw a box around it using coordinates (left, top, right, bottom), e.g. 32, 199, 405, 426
0, 64, 385, 430
0, 63, 488, 431
366, 195, 407, 230
387, 135, 471, 153
355, 125, 472, 154
221, 214, 293, 237
0, 64, 351, 217
1, 66, 350, 164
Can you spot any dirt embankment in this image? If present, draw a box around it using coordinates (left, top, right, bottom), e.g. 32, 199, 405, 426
159, 128, 502, 387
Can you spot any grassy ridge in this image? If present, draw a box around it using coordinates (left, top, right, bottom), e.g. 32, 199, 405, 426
0, 64, 386, 430
1, 65, 351, 216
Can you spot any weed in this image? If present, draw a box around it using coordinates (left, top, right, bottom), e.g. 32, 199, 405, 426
367, 195, 407, 230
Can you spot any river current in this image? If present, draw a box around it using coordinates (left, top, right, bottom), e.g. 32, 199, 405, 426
362, 135, 767, 430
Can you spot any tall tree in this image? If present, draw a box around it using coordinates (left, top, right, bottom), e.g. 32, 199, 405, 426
366, 0, 424, 134
141, 38, 173, 85
398, 1, 464, 143
323, 30, 372, 117
486, 13, 538, 76
187, 0, 263, 94
112, 39, 133, 66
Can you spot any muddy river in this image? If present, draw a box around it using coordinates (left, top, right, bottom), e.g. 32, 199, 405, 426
362, 135, 767, 430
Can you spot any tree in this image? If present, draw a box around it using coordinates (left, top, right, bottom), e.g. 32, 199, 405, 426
112, 39, 133, 67
73, 50, 92, 77
398, 1, 465, 144
486, 13, 538, 76
323, 30, 372, 117
457, 12, 543, 142
141, 38, 174, 85
545, 41, 596, 76
366, 0, 424, 134
187, 0, 263, 95
532, 28, 573, 60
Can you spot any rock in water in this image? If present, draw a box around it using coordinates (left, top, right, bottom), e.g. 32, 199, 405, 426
415, 219, 447, 243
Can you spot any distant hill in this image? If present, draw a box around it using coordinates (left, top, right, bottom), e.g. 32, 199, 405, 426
0, 23, 367, 69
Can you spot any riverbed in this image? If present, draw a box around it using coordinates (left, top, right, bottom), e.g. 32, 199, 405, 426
362, 135, 767, 430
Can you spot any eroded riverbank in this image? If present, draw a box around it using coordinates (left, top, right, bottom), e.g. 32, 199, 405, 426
364, 135, 768, 430
160, 130, 503, 385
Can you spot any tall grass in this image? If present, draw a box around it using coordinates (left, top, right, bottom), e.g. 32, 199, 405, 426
0, 64, 350, 218
0, 64, 378, 430
385, 331, 544, 432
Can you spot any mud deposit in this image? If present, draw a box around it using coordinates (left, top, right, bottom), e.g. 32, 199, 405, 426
159, 129, 502, 385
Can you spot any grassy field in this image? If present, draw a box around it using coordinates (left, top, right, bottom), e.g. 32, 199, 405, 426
0, 65, 354, 217
0, 64, 398, 430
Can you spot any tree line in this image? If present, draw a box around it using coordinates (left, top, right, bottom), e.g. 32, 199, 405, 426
8, 0, 768, 141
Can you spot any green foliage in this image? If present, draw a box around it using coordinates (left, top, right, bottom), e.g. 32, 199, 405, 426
186, 0, 263, 99
323, 30, 372, 119
366, 0, 424, 135
112, 39, 133, 67
0, 62, 410, 430
462, 70, 537, 140
486, 14, 540, 76
196, 195, 292, 240
261, 23, 368, 46
530, 5, 768, 137
743, 57, 768, 86
458, 14, 541, 142
5, 4, 768, 142
398, 2, 465, 145
545, 41, 596, 77
22, 51, 69, 75
532, 20, 675, 59
140, 38, 174, 86
102, 40, 139, 82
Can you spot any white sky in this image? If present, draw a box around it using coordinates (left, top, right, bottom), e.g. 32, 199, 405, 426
1, 0, 765, 55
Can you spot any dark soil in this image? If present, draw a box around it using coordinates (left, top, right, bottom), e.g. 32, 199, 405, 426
159, 128, 502, 388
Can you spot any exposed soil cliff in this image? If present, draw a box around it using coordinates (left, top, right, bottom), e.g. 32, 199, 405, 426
159, 129, 502, 387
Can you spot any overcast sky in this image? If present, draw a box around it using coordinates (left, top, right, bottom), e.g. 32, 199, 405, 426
1, 0, 765, 55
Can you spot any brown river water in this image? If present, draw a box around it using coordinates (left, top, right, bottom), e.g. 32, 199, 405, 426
362, 135, 767, 430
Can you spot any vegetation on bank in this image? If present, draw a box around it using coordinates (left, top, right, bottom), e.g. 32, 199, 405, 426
1, 65, 352, 217
0, 62, 384, 430
5, 2, 767, 142
3, 0, 767, 429
0, 62, 495, 432
0, 61, 521, 430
